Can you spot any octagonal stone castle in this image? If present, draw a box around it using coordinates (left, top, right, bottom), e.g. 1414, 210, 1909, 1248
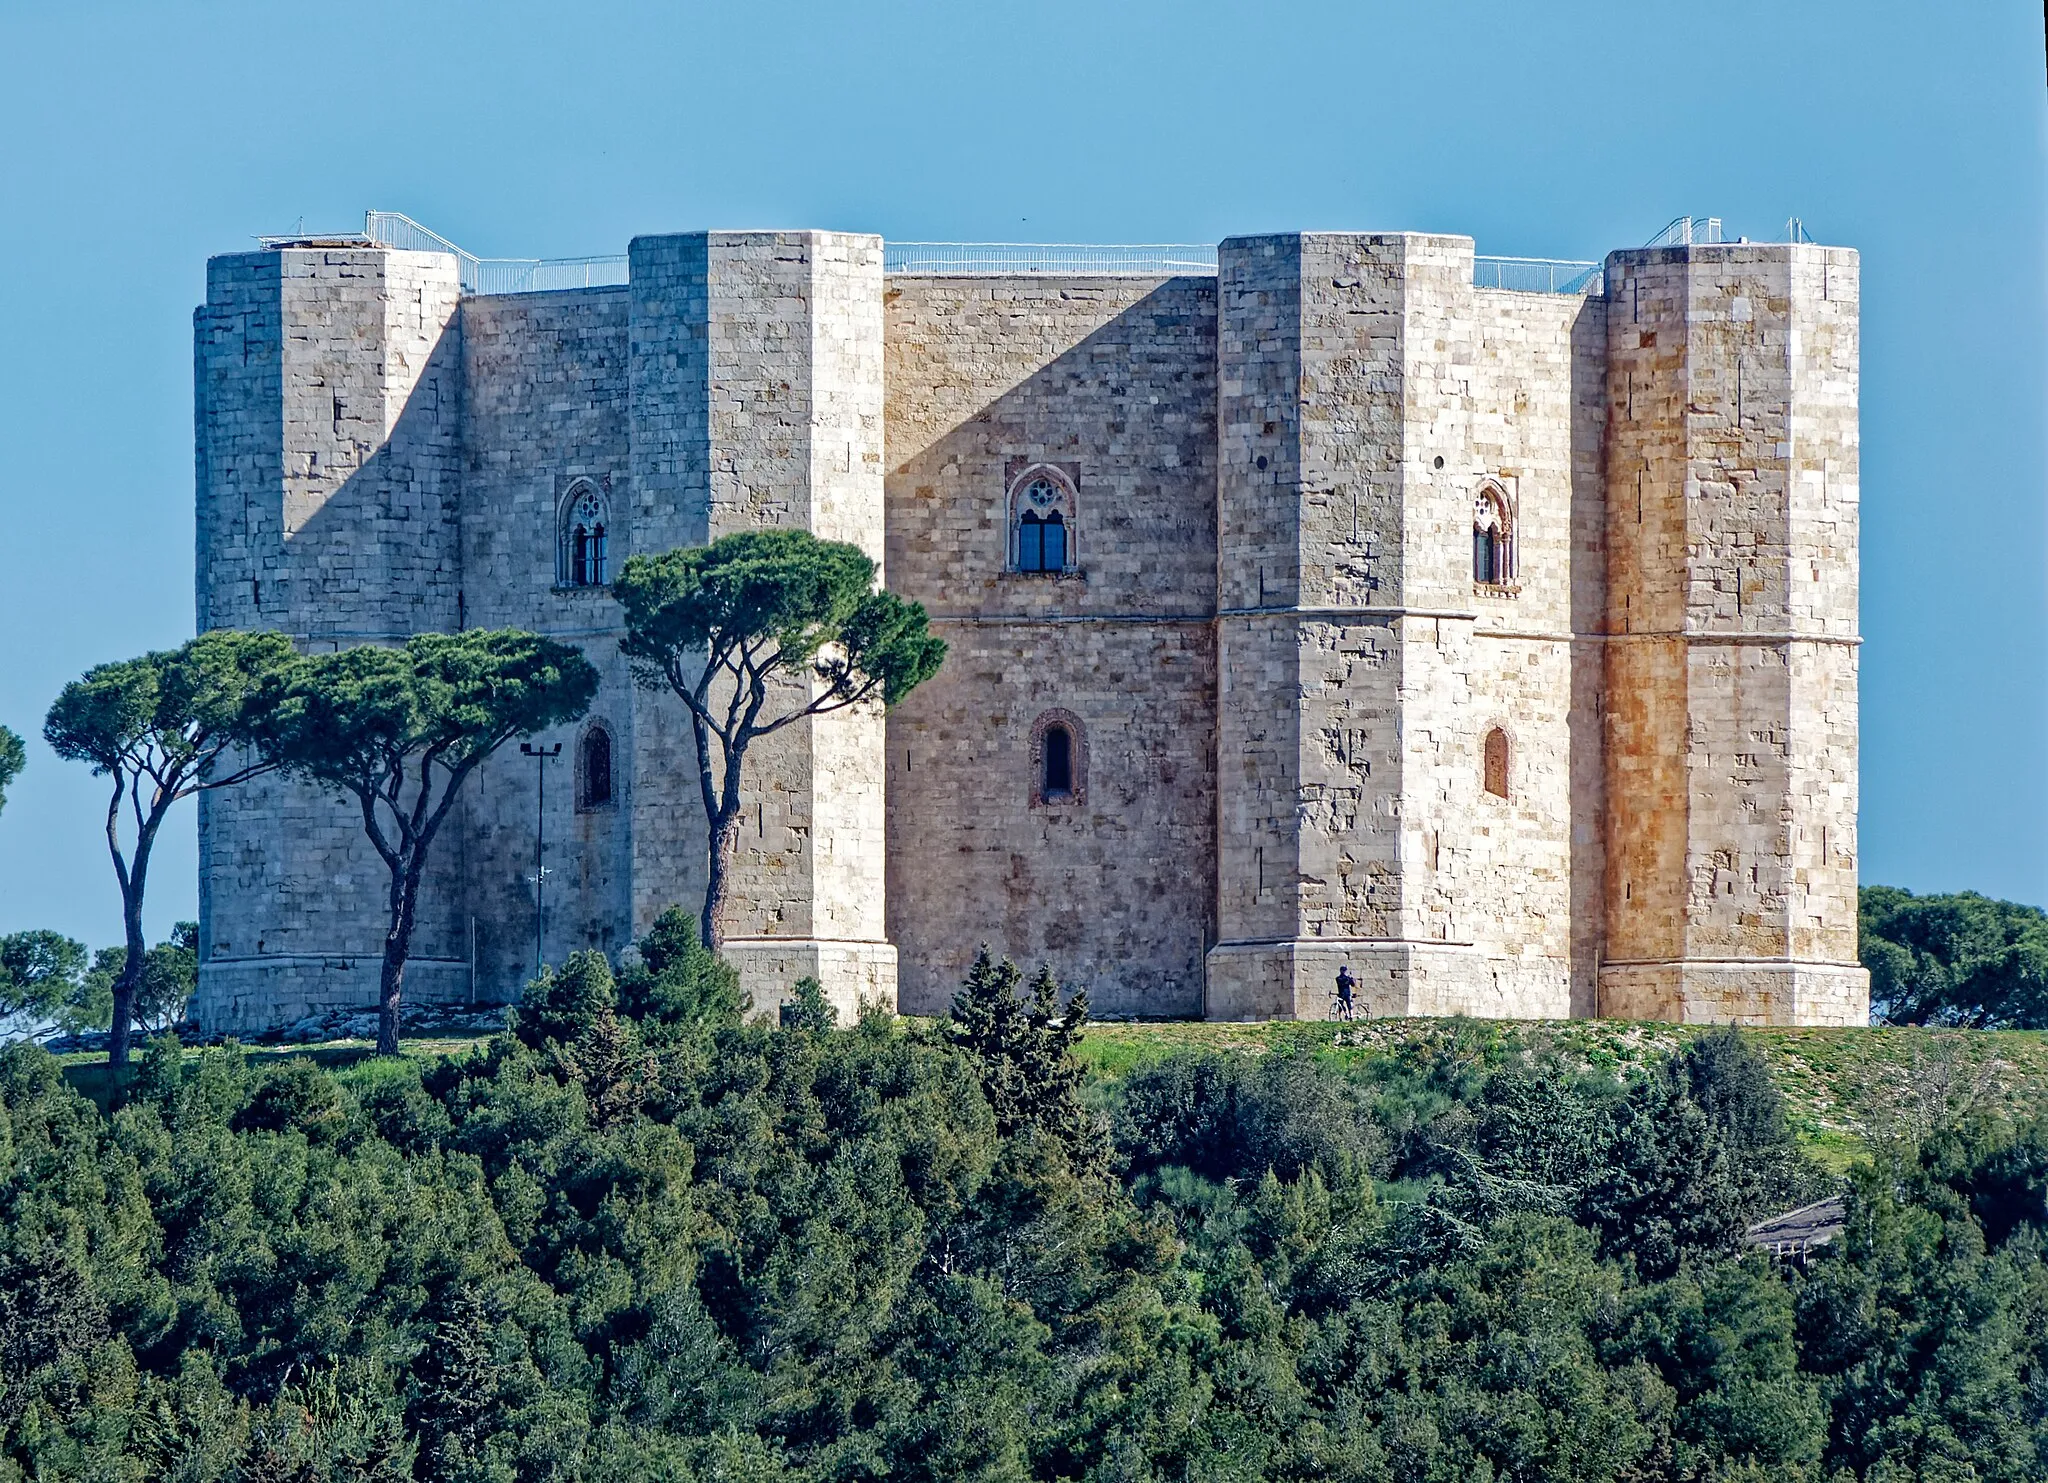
193, 222, 1869, 1032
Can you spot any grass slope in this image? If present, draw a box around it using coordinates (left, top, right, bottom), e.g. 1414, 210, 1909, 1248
56, 1016, 2048, 1170
1078, 1017, 2048, 1170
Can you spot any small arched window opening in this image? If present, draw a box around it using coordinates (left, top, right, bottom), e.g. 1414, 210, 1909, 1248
1474, 483, 1515, 586
1030, 708, 1086, 808
1483, 727, 1510, 800
1009, 467, 1077, 574
578, 724, 614, 810
559, 484, 611, 588
1042, 726, 1073, 798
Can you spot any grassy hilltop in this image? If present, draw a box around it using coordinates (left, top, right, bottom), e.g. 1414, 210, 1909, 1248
63, 1013, 2048, 1175
1076, 1017, 2048, 1172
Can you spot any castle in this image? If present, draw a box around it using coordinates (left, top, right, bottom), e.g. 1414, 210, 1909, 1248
192, 222, 1869, 1032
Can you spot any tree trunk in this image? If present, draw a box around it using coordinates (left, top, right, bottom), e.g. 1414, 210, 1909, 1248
109, 887, 147, 1068
700, 808, 740, 950
107, 807, 162, 1070
378, 863, 421, 1056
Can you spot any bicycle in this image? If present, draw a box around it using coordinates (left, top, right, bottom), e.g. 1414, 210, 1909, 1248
1325, 994, 1356, 1023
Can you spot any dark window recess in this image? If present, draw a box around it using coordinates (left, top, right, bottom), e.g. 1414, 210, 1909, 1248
1484, 727, 1510, 799
570, 523, 608, 586
1474, 526, 1500, 584
561, 484, 611, 586
1042, 725, 1073, 798
579, 726, 613, 809
1019, 510, 1067, 573
1473, 485, 1514, 584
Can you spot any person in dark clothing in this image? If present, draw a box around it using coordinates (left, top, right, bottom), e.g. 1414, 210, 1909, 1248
1334, 964, 1356, 1020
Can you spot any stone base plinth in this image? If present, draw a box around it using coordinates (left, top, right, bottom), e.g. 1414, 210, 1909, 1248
1204, 939, 1568, 1022
196, 956, 475, 1037
1597, 961, 1870, 1026
722, 938, 899, 1025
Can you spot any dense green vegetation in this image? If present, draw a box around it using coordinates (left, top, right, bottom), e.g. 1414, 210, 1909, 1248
0, 924, 196, 1042
1861, 886, 2048, 1030
0, 727, 23, 817
0, 919, 2040, 1481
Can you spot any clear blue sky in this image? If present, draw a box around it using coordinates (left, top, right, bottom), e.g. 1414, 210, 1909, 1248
0, 0, 2042, 948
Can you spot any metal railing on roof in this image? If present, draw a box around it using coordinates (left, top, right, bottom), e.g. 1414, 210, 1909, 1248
285, 212, 1819, 301
896, 242, 1603, 295
1644, 215, 1726, 248
1472, 256, 1603, 295
1640, 214, 1827, 250
884, 242, 1219, 276
362, 211, 627, 295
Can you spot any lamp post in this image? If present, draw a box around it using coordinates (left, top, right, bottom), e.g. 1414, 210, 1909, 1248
519, 741, 562, 980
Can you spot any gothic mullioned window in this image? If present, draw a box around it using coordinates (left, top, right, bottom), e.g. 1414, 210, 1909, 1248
559, 483, 610, 587
578, 724, 614, 811
1009, 467, 1077, 573
1473, 482, 1515, 587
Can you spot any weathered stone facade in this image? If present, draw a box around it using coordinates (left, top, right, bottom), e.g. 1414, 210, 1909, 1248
194, 226, 1868, 1032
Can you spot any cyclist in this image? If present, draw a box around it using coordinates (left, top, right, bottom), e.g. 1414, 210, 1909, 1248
1334, 964, 1357, 1021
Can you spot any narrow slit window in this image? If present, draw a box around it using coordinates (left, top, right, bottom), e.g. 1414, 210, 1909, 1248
579, 725, 613, 810
1019, 511, 1046, 572
1041, 511, 1066, 571
1484, 727, 1510, 799
1043, 726, 1073, 797
1030, 709, 1085, 807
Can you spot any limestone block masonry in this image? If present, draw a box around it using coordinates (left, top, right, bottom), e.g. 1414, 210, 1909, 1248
194, 226, 1869, 1033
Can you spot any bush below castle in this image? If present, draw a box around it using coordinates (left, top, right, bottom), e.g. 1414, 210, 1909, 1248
0, 912, 2039, 1481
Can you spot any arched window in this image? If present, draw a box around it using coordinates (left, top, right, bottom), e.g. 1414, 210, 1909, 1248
578, 724, 614, 810
1030, 708, 1086, 807
1473, 482, 1514, 586
1009, 467, 1077, 574
559, 483, 611, 588
1043, 726, 1073, 797
1483, 727, 1510, 800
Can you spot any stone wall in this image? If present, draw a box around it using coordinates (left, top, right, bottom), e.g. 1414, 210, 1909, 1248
459, 286, 635, 1000
882, 274, 1218, 1015
1460, 287, 1609, 1017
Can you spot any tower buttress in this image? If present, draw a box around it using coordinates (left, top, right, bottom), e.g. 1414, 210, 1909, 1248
1599, 243, 1866, 1025
626, 231, 893, 1021
194, 246, 465, 1033
1208, 233, 1524, 1019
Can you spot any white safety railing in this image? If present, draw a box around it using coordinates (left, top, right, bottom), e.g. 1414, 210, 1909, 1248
1472, 256, 1604, 295
362, 211, 627, 295
1644, 215, 1726, 248
283, 213, 1816, 300
897, 243, 1602, 295
884, 242, 1219, 276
